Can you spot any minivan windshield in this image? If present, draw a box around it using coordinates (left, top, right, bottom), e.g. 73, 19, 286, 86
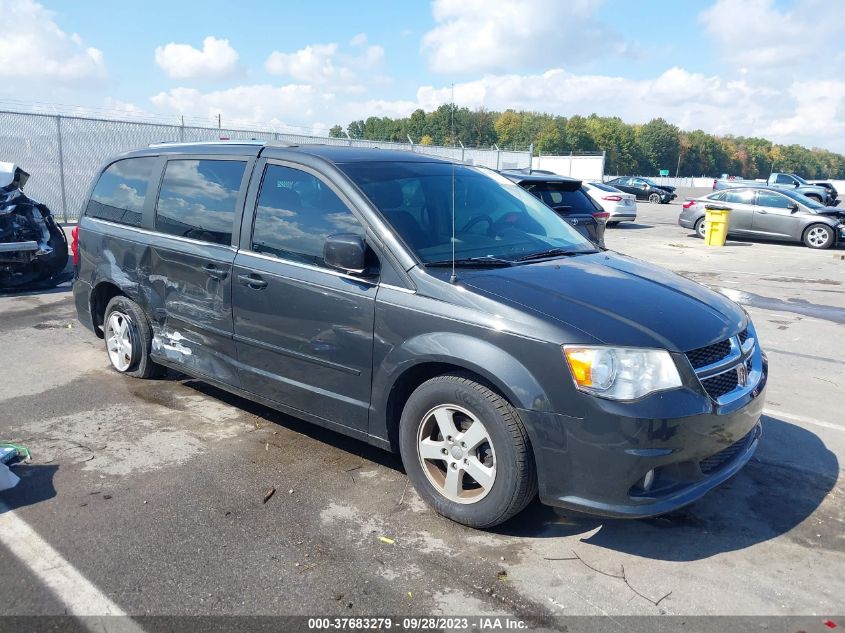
340, 161, 597, 264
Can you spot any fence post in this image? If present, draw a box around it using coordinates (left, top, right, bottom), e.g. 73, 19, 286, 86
180, 115, 185, 142
528, 143, 534, 171
601, 150, 606, 180
569, 151, 573, 176
55, 114, 69, 223
495, 144, 501, 170
458, 140, 465, 162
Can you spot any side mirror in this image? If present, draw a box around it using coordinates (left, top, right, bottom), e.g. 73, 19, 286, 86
794, 182, 799, 188
789, 203, 799, 213
324, 233, 368, 274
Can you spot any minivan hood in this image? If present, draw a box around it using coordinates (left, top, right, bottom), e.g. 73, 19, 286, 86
460, 252, 745, 352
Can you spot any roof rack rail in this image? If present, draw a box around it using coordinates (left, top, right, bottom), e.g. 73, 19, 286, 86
147, 139, 270, 148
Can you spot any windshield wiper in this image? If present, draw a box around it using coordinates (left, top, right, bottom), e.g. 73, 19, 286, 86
426, 256, 514, 267
515, 248, 596, 262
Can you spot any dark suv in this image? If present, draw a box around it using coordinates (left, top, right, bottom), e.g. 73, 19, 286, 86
74, 142, 767, 528
500, 170, 607, 248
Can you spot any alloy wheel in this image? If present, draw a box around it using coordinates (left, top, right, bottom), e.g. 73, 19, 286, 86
105, 311, 134, 372
416, 404, 497, 504
806, 226, 831, 248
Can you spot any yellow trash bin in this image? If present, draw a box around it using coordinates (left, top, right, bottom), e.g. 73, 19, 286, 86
704, 204, 731, 247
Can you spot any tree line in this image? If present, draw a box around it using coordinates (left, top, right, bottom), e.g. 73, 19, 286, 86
329, 106, 845, 179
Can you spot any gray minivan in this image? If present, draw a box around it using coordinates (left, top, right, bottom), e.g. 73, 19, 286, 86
74, 142, 767, 528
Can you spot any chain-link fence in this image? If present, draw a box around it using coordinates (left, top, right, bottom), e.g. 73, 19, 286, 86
0, 109, 533, 222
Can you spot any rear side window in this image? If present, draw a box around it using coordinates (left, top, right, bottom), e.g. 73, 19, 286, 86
87, 157, 156, 227
775, 174, 794, 185
251, 164, 364, 267
154, 159, 246, 245
722, 189, 755, 205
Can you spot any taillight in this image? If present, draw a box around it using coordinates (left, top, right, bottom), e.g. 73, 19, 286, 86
683, 200, 695, 209
592, 212, 610, 222
71, 226, 79, 265
601, 195, 622, 202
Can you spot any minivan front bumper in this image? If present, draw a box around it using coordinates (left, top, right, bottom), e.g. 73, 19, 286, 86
520, 353, 767, 518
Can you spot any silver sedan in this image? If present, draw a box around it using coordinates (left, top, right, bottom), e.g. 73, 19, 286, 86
583, 181, 637, 225
678, 186, 845, 249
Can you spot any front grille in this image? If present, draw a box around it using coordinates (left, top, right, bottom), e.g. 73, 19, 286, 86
701, 369, 738, 399
699, 427, 757, 474
686, 339, 731, 369
738, 327, 749, 345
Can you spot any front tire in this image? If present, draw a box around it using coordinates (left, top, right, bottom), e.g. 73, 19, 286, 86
803, 224, 834, 249
103, 296, 162, 378
398, 373, 537, 528
648, 193, 661, 204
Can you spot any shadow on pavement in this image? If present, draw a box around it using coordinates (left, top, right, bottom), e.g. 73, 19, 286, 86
612, 223, 654, 230
181, 379, 405, 473
0, 464, 59, 512
494, 415, 839, 561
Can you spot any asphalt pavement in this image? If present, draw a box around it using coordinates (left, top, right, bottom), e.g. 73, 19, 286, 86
1, 193, 843, 625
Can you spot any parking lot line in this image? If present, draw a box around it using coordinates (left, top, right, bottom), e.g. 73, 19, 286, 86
763, 409, 844, 432
0, 502, 145, 629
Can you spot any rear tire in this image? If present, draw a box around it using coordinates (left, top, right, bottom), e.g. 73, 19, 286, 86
802, 224, 834, 249
606, 221, 619, 228
398, 373, 537, 528
103, 296, 163, 378
694, 217, 707, 239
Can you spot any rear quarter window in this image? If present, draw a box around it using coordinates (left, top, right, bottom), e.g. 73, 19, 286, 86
86, 157, 156, 227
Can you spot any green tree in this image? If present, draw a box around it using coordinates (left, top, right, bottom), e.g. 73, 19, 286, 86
637, 118, 681, 174
328, 124, 344, 138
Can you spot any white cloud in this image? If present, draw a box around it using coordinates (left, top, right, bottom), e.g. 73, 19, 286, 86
0, 0, 105, 81
154, 36, 239, 80
265, 43, 352, 84
150, 83, 416, 133
413, 67, 775, 137
759, 80, 845, 148
264, 41, 384, 85
147, 63, 845, 152
699, 0, 845, 75
422, 0, 630, 74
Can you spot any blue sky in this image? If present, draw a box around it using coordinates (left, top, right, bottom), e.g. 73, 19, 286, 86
2, 0, 844, 151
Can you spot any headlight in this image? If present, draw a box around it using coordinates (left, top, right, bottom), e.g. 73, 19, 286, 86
563, 346, 682, 401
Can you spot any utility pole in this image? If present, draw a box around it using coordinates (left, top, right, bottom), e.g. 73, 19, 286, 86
217, 113, 221, 129
675, 152, 682, 179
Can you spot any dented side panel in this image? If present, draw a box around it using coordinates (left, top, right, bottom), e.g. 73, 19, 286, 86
147, 238, 239, 386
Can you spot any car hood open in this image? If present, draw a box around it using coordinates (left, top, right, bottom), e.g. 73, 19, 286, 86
460, 251, 745, 352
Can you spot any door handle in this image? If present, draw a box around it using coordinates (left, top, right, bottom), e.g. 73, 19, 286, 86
757, 210, 768, 214
203, 263, 229, 280
237, 273, 268, 289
